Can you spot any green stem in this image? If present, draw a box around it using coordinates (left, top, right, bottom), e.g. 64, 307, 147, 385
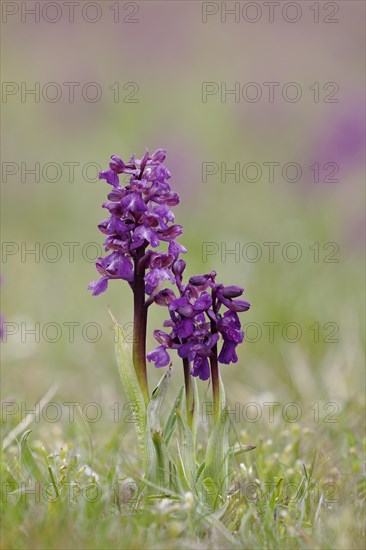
132, 250, 149, 405
183, 358, 193, 428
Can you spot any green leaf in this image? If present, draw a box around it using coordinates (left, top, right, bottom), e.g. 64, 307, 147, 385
196, 460, 206, 483
164, 385, 184, 446
232, 445, 256, 456
147, 366, 173, 432
20, 430, 46, 482
196, 501, 241, 546
203, 406, 229, 508
146, 367, 173, 490
202, 477, 219, 509
109, 310, 147, 460
202, 375, 230, 507
175, 408, 196, 492
150, 430, 171, 490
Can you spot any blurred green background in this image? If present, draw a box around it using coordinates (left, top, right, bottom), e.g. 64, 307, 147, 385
1, 1, 365, 451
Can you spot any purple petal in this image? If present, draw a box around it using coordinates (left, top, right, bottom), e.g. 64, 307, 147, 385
175, 317, 194, 339
153, 330, 173, 347
170, 297, 194, 317
191, 356, 210, 381
110, 155, 126, 173
168, 241, 187, 259
159, 224, 183, 242
133, 225, 160, 247
193, 292, 212, 313
218, 340, 238, 364
151, 148, 167, 163
120, 193, 148, 217
107, 187, 126, 202
147, 346, 170, 368
148, 252, 174, 269
178, 341, 195, 360
154, 288, 177, 306
99, 170, 119, 187
145, 267, 174, 295
88, 277, 108, 296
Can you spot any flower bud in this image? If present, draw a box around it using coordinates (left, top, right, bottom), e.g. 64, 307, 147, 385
189, 275, 208, 286
172, 259, 186, 276
221, 285, 244, 298
227, 300, 250, 312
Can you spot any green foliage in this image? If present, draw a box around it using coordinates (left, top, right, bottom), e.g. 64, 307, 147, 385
146, 368, 173, 491
20, 430, 47, 483
110, 311, 147, 460
2, 421, 365, 549
164, 385, 184, 446
175, 407, 196, 493
3, 243, 365, 549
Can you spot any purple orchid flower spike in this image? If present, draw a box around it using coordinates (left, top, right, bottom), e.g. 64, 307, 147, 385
89, 149, 185, 402
148, 269, 250, 373
89, 148, 184, 296
147, 263, 251, 423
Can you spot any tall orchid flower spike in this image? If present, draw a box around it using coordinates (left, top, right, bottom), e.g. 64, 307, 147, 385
89, 149, 186, 402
